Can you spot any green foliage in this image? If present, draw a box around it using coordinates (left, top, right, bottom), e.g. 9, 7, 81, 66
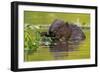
24, 25, 41, 54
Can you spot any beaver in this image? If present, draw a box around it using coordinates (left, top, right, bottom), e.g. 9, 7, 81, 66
47, 19, 85, 52
40, 19, 86, 59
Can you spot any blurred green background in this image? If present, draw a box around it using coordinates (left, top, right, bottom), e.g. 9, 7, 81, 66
24, 11, 90, 62
24, 11, 90, 26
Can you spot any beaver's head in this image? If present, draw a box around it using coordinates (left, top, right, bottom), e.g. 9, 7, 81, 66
48, 19, 71, 41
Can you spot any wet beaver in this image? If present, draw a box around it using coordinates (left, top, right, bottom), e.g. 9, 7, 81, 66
40, 19, 86, 59
48, 19, 85, 52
